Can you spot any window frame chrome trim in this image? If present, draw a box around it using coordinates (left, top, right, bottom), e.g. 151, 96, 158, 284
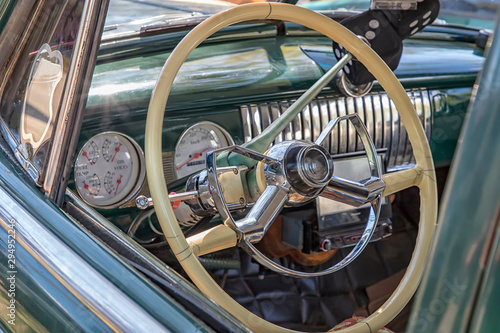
44, 0, 111, 205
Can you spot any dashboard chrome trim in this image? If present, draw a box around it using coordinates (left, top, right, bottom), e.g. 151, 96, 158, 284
240, 89, 433, 171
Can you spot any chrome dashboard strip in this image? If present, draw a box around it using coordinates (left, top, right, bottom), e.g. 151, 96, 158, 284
337, 98, 348, 154
355, 97, 365, 151
389, 97, 400, 169
310, 100, 322, 143
346, 98, 357, 153
240, 89, 433, 170
371, 95, 383, 150
423, 90, 433, 143
302, 104, 312, 142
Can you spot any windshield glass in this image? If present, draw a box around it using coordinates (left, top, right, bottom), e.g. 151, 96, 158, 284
299, 0, 499, 29
103, 0, 236, 38
103, 0, 499, 39
438, 0, 498, 29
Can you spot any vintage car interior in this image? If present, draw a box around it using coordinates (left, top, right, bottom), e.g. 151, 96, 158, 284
0, 0, 497, 332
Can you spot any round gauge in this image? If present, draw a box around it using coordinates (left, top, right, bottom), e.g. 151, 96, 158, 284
74, 132, 145, 208
175, 122, 234, 179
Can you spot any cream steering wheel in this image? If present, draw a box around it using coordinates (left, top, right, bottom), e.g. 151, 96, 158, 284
145, 3, 437, 332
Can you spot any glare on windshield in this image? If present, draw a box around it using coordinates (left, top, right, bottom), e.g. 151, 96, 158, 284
103, 0, 499, 39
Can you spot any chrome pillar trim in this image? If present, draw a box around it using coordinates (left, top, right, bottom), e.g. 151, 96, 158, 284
371, 94, 384, 149
364, 96, 375, 147
404, 92, 417, 164
240, 88, 433, 170
317, 99, 332, 151
269, 102, 282, 143
346, 98, 357, 153
387, 97, 399, 168
281, 101, 293, 141
251, 105, 262, 138
44, 0, 110, 204
421, 89, 432, 141
386, 95, 398, 167
260, 104, 272, 132
325, 98, 339, 155
395, 98, 406, 167
0, 188, 167, 332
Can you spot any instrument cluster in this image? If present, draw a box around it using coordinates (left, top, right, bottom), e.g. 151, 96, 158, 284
174, 121, 234, 179
74, 132, 145, 208
74, 121, 233, 209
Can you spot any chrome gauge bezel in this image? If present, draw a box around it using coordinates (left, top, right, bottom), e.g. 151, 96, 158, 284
174, 121, 234, 179
74, 132, 146, 209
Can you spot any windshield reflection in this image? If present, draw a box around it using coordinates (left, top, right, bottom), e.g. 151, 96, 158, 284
103, 0, 499, 39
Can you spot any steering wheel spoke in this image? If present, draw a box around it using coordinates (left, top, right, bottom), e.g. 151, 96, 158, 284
187, 224, 238, 257
316, 113, 385, 208
236, 184, 289, 243
382, 166, 424, 196
239, 53, 353, 157
322, 175, 385, 207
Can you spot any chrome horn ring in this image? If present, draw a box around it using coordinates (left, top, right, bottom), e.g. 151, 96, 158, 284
205, 113, 384, 278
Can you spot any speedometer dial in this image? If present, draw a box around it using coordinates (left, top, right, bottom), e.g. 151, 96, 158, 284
175, 122, 233, 179
74, 132, 145, 208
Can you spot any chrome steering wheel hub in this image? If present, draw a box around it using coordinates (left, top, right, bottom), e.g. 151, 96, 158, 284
203, 114, 384, 278
265, 141, 334, 205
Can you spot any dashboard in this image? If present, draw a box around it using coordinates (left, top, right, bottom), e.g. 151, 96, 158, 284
69, 28, 480, 253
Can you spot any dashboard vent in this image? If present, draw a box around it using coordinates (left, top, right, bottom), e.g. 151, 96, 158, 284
240, 89, 432, 171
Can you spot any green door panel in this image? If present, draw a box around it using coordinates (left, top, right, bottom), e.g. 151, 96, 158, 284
0, 150, 212, 332
407, 19, 500, 333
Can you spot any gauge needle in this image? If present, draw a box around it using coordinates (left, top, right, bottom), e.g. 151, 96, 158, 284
82, 180, 94, 198
114, 175, 123, 195
82, 150, 93, 165
111, 143, 122, 162
176, 147, 210, 171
